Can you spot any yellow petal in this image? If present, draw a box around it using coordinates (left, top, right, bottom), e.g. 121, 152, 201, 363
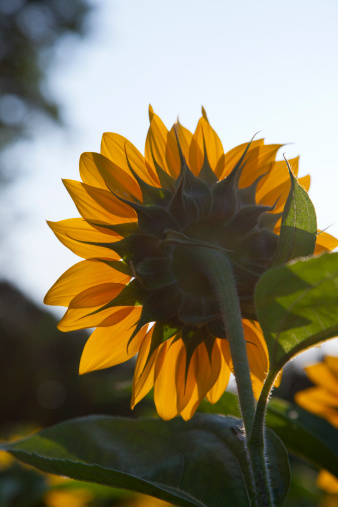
57, 305, 126, 331
243, 320, 269, 383
47, 219, 120, 259
304, 363, 338, 395
101, 132, 158, 185
315, 232, 338, 254
295, 386, 337, 414
239, 144, 283, 189
44, 259, 130, 307
219, 139, 265, 179
145, 112, 181, 178
317, 469, 338, 493
180, 341, 222, 421
79, 307, 145, 374
258, 174, 310, 212
69, 283, 126, 309
80, 152, 142, 201
170, 122, 193, 165
295, 386, 338, 425
131, 327, 165, 408
153, 338, 183, 420
189, 116, 224, 176
256, 158, 299, 202
325, 356, 338, 376
220, 322, 269, 399
63, 179, 136, 222
175, 342, 199, 414
205, 339, 231, 404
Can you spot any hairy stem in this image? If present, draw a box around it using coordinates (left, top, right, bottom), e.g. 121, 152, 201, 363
201, 249, 274, 506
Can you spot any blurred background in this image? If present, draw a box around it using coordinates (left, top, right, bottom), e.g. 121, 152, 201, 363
1, 1, 338, 505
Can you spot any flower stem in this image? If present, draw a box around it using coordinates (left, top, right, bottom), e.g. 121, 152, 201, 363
201, 249, 274, 506
247, 372, 277, 507
205, 252, 256, 434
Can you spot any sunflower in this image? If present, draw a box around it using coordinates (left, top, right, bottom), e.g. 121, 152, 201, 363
295, 355, 338, 427
295, 356, 338, 494
45, 107, 337, 421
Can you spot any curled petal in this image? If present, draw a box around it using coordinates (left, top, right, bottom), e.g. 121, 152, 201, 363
79, 307, 145, 374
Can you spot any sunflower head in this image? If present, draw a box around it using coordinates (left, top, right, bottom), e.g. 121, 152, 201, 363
105, 127, 279, 362
45, 107, 336, 420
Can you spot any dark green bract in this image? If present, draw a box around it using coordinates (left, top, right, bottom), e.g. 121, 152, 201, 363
86, 140, 279, 370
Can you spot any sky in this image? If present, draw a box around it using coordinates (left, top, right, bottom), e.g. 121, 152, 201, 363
2, 0, 338, 359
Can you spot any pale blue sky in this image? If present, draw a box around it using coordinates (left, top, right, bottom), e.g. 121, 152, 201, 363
2, 0, 338, 361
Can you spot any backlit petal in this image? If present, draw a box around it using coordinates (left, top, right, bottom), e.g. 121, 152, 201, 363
305, 363, 338, 395
170, 122, 193, 164
63, 179, 136, 222
219, 139, 265, 179
315, 232, 338, 254
180, 341, 222, 421
44, 259, 130, 307
69, 283, 126, 309
295, 387, 338, 426
239, 144, 283, 189
80, 152, 142, 201
79, 307, 145, 374
317, 470, 338, 493
145, 110, 181, 178
154, 337, 183, 420
131, 327, 166, 408
47, 219, 120, 259
205, 339, 231, 404
57, 305, 127, 331
101, 132, 158, 185
189, 116, 224, 176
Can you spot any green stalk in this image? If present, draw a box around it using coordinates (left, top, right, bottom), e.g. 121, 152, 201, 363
248, 371, 277, 505
161, 235, 274, 505
201, 249, 274, 507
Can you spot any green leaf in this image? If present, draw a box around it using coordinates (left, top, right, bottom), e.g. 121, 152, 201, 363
255, 252, 338, 372
272, 162, 317, 265
200, 393, 338, 481
266, 398, 338, 480
0, 414, 289, 507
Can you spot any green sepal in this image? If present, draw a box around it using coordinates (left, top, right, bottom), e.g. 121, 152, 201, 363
169, 165, 212, 227
129, 285, 182, 343
272, 159, 317, 265
111, 234, 159, 265
238, 228, 279, 268
135, 321, 179, 374
210, 139, 256, 221
207, 317, 227, 339
237, 173, 266, 206
136, 257, 176, 290
87, 221, 139, 237
198, 135, 219, 186
181, 326, 215, 382
150, 149, 176, 192
87, 279, 146, 317
228, 204, 274, 237
133, 203, 179, 238
178, 295, 219, 325
101, 259, 133, 276
259, 211, 283, 231
210, 163, 239, 220
125, 147, 173, 206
